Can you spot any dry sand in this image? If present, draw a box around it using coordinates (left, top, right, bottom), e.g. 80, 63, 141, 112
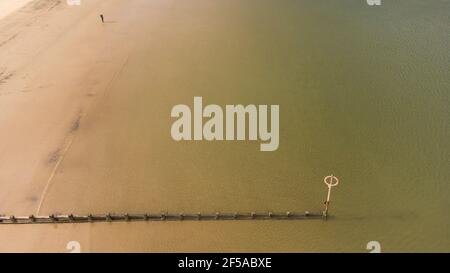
0, 0, 126, 215
0, 0, 155, 251
0, 0, 34, 20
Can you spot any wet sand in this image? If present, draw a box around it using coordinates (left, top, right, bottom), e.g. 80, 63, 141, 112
0, 0, 449, 252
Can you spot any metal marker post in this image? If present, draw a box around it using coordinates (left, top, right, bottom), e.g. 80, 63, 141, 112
323, 175, 339, 219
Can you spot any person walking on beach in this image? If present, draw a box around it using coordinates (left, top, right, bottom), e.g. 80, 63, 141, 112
100, 14, 104, 23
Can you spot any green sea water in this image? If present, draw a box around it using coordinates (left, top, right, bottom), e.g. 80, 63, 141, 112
39, 0, 450, 252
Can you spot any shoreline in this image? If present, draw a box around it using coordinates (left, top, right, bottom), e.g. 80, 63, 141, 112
0, 0, 449, 253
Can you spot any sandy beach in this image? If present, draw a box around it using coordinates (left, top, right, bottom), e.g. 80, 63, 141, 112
0, 0, 449, 252
0, 0, 34, 20
3, 0, 312, 252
